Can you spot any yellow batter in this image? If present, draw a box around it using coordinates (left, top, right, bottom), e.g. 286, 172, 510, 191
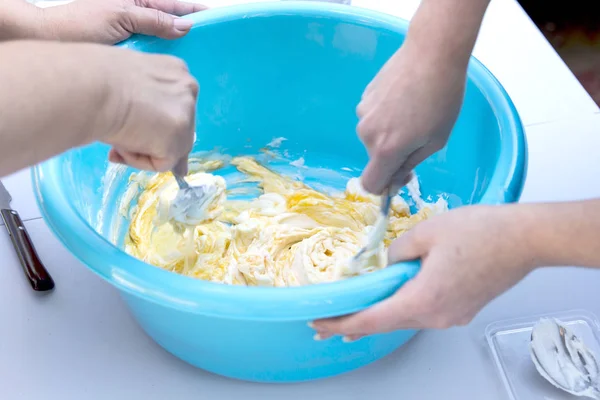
123, 156, 446, 286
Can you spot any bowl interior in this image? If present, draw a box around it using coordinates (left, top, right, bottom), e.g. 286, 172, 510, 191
33, 3, 525, 318
78, 6, 509, 228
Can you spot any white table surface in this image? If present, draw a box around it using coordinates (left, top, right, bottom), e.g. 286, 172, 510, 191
2, 0, 600, 399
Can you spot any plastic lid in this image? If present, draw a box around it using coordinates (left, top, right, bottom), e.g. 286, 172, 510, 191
485, 309, 600, 399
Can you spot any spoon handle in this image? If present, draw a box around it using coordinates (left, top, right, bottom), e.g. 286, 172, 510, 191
173, 174, 190, 190
380, 187, 392, 216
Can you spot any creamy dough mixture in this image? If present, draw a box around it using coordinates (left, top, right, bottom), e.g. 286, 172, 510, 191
123, 155, 447, 286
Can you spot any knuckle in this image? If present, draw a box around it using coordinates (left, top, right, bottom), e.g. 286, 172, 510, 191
118, 4, 132, 20
401, 229, 422, 250
356, 119, 371, 138
155, 10, 168, 28
170, 111, 191, 132
118, 4, 138, 32
357, 132, 375, 149
412, 229, 429, 248
188, 77, 200, 97
356, 102, 368, 119
373, 143, 397, 159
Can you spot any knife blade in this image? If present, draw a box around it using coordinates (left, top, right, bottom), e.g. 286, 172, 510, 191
0, 181, 54, 292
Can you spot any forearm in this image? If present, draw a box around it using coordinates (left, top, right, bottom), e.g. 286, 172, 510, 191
0, 41, 108, 177
519, 199, 600, 268
404, 0, 491, 71
0, 0, 47, 40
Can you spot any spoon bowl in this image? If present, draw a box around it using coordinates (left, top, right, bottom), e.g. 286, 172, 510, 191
170, 173, 215, 225
530, 318, 600, 399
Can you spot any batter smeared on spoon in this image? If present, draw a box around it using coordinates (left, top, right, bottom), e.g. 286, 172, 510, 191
166, 171, 225, 226
530, 318, 600, 399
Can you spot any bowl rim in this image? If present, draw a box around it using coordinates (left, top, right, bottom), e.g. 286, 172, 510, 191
32, 1, 527, 320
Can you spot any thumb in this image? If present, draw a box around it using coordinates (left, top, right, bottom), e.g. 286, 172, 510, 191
387, 227, 427, 265
129, 8, 194, 39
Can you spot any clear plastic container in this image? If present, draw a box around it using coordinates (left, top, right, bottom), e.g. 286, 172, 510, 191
485, 309, 600, 399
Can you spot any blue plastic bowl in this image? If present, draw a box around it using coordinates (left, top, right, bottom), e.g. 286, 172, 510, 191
32, 2, 526, 382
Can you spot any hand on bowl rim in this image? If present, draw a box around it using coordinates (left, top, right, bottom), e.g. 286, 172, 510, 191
311, 204, 537, 341
42, 0, 208, 44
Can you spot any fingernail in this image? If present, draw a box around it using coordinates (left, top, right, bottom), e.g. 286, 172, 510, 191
314, 332, 334, 341
342, 335, 361, 343
174, 18, 193, 31
307, 321, 315, 329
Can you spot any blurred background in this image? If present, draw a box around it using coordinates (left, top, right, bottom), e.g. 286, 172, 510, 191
519, 0, 600, 105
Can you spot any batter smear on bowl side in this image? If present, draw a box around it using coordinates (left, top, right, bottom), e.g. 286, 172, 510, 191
123, 155, 447, 286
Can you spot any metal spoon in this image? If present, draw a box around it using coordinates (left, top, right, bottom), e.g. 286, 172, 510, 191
530, 318, 600, 399
346, 186, 393, 275
173, 174, 192, 191
169, 172, 213, 225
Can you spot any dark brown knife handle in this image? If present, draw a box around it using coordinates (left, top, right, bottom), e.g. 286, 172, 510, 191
1, 209, 54, 292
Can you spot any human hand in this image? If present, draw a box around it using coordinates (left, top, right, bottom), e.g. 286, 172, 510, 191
312, 205, 538, 340
43, 0, 207, 44
90, 46, 198, 174
356, 41, 467, 195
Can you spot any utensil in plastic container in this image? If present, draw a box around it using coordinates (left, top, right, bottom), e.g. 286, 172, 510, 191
486, 310, 600, 399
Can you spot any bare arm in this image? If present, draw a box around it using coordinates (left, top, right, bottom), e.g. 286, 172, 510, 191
405, 0, 490, 70
0, 41, 108, 176
0, 39, 198, 178
522, 199, 600, 268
